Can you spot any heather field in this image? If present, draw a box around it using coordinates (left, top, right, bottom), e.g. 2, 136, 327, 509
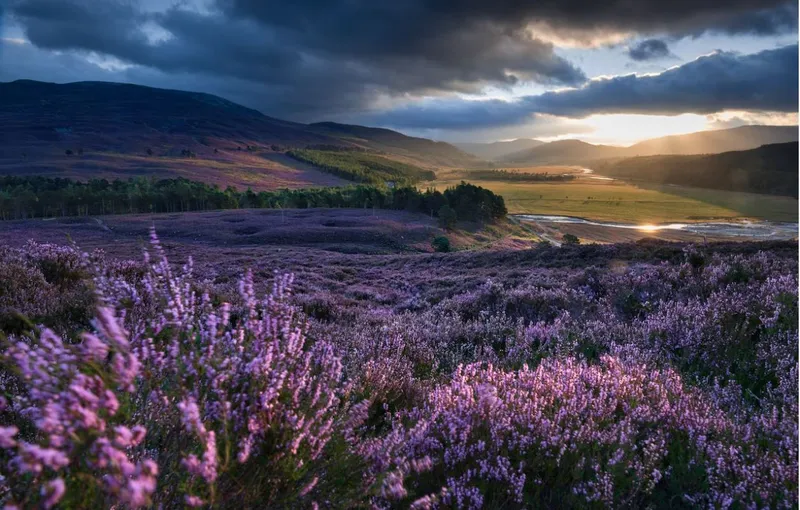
0, 210, 796, 508
0, 150, 350, 191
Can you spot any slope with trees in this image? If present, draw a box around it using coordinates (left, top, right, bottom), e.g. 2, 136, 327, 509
285, 149, 436, 185
594, 142, 799, 196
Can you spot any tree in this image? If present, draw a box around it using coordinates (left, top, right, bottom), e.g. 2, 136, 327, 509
146, 148, 153, 156
65, 149, 73, 156
432, 236, 451, 253
562, 233, 580, 245
437, 204, 457, 230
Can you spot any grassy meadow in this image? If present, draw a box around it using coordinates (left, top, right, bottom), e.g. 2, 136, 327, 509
432, 167, 799, 223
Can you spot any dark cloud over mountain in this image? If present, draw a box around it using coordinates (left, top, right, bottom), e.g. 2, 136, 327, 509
370, 45, 798, 130
2, 0, 797, 122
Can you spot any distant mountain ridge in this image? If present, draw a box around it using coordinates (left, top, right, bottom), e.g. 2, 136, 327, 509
454, 138, 545, 160
498, 125, 799, 166
500, 139, 624, 165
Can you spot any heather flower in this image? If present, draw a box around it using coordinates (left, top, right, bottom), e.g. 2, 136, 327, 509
0, 229, 795, 509
0, 315, 154, 507
363, 356, 795, 508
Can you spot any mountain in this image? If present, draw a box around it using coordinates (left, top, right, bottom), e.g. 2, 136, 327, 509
308, 122, 482, 168
0, 80, 343, 150
0, 80, 480, 189
454, 139, 545, 160
626, 125, 798, 156
497, 126, 798, 166
499, 139, 625, 165
595, 142, 798, 197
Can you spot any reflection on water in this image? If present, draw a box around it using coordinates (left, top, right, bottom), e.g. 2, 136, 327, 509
515, 214, 799, 239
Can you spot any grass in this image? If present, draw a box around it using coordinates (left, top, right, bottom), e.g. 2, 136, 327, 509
286, 149, 436, 185
431, 178, 798, 223
638, 183, 799, 223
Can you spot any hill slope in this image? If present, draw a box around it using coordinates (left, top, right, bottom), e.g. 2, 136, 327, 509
455, 138, 545, 160
0, 80, 480, 188
626, 125, 798, 156
308, 122, 482, 168
0, 80, 343, 151
595, 142, 799, 196
498, 126, 798, 166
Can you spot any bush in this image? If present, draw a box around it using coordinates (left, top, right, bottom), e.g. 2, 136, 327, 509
563, 233, 580, 245
431, 236, 451, 253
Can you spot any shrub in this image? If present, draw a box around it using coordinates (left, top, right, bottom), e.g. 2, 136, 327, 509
563, 233, 580, 245
431, 236, 451, 253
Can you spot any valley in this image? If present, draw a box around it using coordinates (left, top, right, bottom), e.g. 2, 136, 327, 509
2, 4, 798, 508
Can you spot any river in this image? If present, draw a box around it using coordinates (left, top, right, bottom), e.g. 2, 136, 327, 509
515, 214, 798, 240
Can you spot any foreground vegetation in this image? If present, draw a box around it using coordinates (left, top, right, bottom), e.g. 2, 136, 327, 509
286, 149, 436, 185
0, 176, 505, 224
0, 235, 795, 508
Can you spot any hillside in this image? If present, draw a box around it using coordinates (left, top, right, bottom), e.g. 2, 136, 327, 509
500, 139, 624, 165
595, 142, 799, 196
0, 80, 344, 151
308, 121, 482, 168
626, 125, 798, 156
497, 126, 798, 166
0, 80, 478, 188
285, 149, 436, 185
455, 138, 545, 160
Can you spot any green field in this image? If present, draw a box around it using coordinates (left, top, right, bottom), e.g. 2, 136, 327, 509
432, 179, 799, 223
286, 149, 436, 185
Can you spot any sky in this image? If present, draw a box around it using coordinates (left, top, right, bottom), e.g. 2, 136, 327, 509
0, 0, 798, 145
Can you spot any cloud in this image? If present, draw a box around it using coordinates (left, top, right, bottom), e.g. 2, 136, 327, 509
627, 39, 673, 61
4, 0, 797, 121
370, 45, 799, 130
706, 111, 799, 129
531, 44, 798, 117
398, 115, 596, 144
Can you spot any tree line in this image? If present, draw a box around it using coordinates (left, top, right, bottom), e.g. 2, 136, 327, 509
0, 176, 506, 222
467, 169, 576, 182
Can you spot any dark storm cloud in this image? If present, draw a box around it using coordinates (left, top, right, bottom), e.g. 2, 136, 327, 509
5, 0, 798, 120
221, 0, 797, 42
627, 39, 673, 61
370, 45, 799, 130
